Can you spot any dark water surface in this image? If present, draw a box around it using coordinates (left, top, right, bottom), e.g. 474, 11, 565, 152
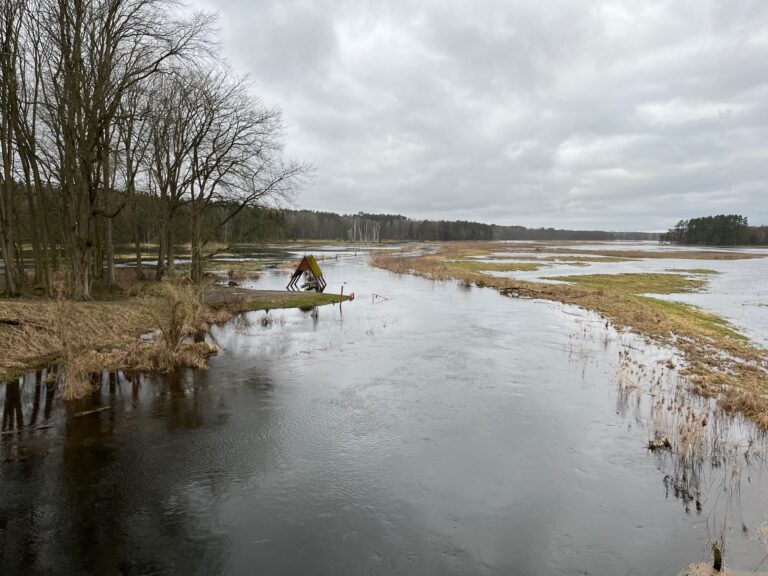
2, 257, 767, 575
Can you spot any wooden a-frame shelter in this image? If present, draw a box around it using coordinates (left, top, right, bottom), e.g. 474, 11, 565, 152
286, 255, 327, 292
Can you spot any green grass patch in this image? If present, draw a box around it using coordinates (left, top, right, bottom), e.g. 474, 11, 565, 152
638, 297, 745, 341
245, 292, 348, 311
448, 259, 543, 273
665, 268, 719, 275
549, 272, 706, 294
549, 255, 633, 263
551, 272, 744, 341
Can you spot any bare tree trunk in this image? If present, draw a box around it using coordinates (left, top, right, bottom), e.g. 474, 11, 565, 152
93, 216, 103, 281
0, 138, 17, 295
102, 139, 115, 290
134, 219, 144, 280
166, 225, 175, 275
35, 178, 52, 293
0, 234, 16, 294
21, 161, 43, 287
105, 217, 115, 289
69, 180, 94, 300
0, 0, 19, 295
155, 229, 166, 280
190, 204, 202, 283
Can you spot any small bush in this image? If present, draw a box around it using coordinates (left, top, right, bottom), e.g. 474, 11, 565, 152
143, 281, 204, 353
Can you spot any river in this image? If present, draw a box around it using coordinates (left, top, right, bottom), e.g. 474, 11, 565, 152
1, 253, 767, 575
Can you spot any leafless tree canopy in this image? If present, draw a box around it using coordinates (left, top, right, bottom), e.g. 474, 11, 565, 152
0, 0, 307, 298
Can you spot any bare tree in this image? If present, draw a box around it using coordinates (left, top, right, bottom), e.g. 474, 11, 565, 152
0, 0, 26, 294
35, 0, 211, 298
115, 82, 151, 281
183, 66, 307, 282
145, 70, 204, 279
0, 2, 305, 295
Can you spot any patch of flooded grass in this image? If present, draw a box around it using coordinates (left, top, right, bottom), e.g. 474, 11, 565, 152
547, 248, 764, 260
447, 259, 543, 273
549, 272, 707, 295
639, 298, 745, 341
666, 268, 720, 275
202, 260, 266, 272
552, 255, 634, 263
204, 288, 348, 312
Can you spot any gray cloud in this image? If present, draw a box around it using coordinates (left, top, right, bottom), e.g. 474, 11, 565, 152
196, 0, 768, 230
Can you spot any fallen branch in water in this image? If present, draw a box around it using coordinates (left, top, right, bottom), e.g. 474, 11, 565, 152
73, 406, 111, 417
0, 424, 53, 435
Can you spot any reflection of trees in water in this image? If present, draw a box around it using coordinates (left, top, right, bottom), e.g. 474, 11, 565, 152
151, 370, 206, 431
0, 368, 212, 437
2, 381, 23, 431
1, 368, 227, 575
1, 370, 56, 432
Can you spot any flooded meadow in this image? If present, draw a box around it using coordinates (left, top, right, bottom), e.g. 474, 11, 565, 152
2, 246, 768, 575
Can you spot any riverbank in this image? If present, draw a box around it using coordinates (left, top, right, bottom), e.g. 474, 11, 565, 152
0, 285, 349, 393
371, 242, 768, 429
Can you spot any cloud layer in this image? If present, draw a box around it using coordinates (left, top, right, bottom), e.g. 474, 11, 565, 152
197, 0, 768, 230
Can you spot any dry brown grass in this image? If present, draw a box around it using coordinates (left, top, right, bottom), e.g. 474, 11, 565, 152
1, 282, 350, 399
138, 281, 219, 373
0, 282, 216, 398
0, 288, 151, 398
372, 243, 768, 430
142, 281, 204, 353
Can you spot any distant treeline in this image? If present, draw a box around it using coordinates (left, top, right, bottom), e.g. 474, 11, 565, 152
662, 215, 768, 245
151, 207, 659, 243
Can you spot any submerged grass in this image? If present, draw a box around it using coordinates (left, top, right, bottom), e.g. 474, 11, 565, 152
447, 259, 543, 273
201, 260, 265, 272
372, 243, 768, 430
203, 288, 348, 312
639, 297, 744, 341
549, 272, 707, 295
666, 268, 719, 275
547, 248, 763, 260
550, 273, 745, 342
551, 255, 634, 263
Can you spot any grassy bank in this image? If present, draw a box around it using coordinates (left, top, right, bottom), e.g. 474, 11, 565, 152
371, 243, 768, 429
203, 287, 349, 311
0, 285, 349, 395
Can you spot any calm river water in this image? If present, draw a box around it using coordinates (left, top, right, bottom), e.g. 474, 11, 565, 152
1, 254, 767, 575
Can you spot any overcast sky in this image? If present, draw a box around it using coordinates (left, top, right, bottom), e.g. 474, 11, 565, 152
194, 0, 768, 231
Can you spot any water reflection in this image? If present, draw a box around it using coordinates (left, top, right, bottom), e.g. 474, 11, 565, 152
0, 368, 233, 574
2, 381, 23, 432
1, 257, 767, 575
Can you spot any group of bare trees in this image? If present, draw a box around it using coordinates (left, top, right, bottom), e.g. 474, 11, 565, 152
0, 0, 304, 299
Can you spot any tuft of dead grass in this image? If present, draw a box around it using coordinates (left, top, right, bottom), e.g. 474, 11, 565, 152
142, 281, 204, 354
0, 281, 215, 399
